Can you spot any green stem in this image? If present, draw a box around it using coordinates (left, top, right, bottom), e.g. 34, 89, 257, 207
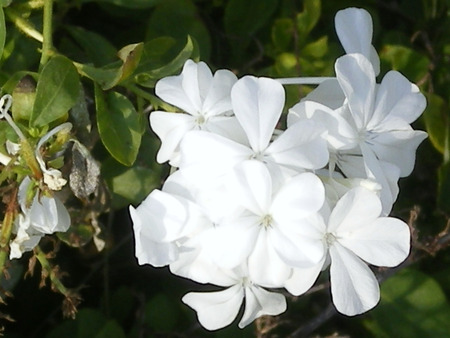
35, 246, 69, 296
5, 8, 43, 43
0, 188, 18, 278
127, 84, 157, 102
39, 0, 54, 68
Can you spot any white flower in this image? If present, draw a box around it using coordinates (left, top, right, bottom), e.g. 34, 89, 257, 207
150, 59, 241, 166
130, 172, 211, 267
182, 266, 286, 330
179, 76, 329, 189
335, 7, 380, 75
204, 160, 325, 287
284, 187, 410, 315
10, 177, 71, 259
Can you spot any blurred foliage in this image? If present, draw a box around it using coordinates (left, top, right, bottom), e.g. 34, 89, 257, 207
0, 0, 449, 337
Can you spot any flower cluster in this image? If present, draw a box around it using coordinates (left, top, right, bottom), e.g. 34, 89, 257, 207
0, 95, 72, 259
130, 8, 427, 330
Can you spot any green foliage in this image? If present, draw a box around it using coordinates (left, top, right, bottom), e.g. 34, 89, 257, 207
365, 269, 450, 337
31, 55, 80, 128
95, 87, 142, 166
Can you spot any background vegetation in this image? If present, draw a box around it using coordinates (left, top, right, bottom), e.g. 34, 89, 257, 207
0, 0, 449, 337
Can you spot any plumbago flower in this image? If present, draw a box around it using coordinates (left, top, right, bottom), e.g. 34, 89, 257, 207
0, 94, 72, 259
130, 7, 427, 331
150, 59, 241, 166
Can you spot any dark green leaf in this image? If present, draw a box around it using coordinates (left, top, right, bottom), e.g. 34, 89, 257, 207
271, 18, 294, 52
65, 26, 118, 66
365, 269, 450, 337
146, 0, 210, 59
80, 0, 161, 9
77, 43, 143, 90
95, 87, 141, 166
438, 162, 450, 213
31, 55, 81, 127
134, 36, 195, 87
224, 0, 279, 36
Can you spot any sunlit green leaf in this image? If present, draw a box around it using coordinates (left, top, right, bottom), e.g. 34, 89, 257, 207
30, 55, 81, 127
0, 7, 5, 60
423, 93, 448, 155
365, 269, 450, 337
303, 36, 328, 58
95, 87, 141, 166
271, 18, 294, 52
380, 45, 429, 82
296, 0, 321, 44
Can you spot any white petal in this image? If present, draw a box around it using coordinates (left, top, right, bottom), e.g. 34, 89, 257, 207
330, 242, 380, 316
284, 260, 324, 296
182, 285, 244, 331
266, 119, 329, 170
335, 8, 380, 74
202, 69, 238, 116
248, 230, 292, 287
360, 143, 400, 215
206, 216, 260, 269
205, 115, 249, 145
29, 195, 70, 234
338, 217, 410, 267
370, 71, 427, 128
335, 54, 376, 129
228, 160, 272, 215
239, 285, 287, 328
179, 130, 252, 183
328, 187, 381, 234
129, 205, 178, 267
149, 111, 196, 164
288, 101, 358, 151
301, 79, 346, 110
369, 129, 428, 177
231, 76, 285, 152
155, 60, 210, 115
271, 172, 325, 221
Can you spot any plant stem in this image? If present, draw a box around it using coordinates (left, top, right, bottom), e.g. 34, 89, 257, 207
34, 245, 69, 296
0, 188, 18, 279
4, 8, 43, 43
39, 0, 54, 68
276, 77, 335, 85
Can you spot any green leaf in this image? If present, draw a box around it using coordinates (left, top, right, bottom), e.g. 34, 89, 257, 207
271, 18, 294, 52
365, 269, 450, 337
77, 43, 143, 90
65, 26, 118, 66
438, 162, 450, 213
80, 0, 161, 9
302, 36, 328, 58
146, 0, 210, 59
30, 55, 81, 127
380, 45, 429, 82
423, 93, 448, 155
11, 75, 36, 123
224, 0, 279, 36
134, 36, 195, 87
296, 0, 321, 44
0, 7, 5, 60
102, 158, 161, 209
95, 87, 142, 166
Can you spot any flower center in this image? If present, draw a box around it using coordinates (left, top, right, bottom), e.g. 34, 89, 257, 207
260, 214, 273, 229
250, 151, 264, 161
195, 114, 206, 126
324, 232, 336, 247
